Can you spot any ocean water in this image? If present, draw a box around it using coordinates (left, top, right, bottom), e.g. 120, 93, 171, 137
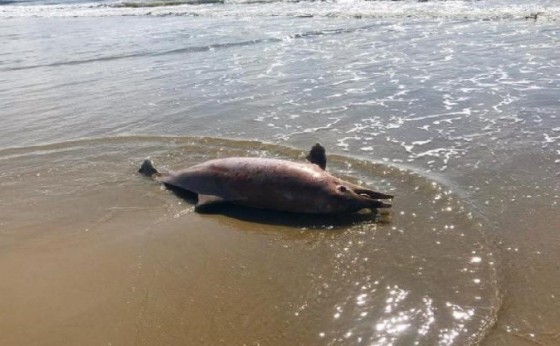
1, 0, 559, 345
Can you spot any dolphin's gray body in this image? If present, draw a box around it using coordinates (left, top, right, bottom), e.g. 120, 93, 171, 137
139, 145, 393, 214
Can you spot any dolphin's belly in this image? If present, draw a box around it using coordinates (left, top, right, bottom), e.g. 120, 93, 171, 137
183, 159, 335, 213
238, 179, 329, 213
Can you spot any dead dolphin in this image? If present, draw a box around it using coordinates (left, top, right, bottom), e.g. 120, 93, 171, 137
139, 144, 393, 214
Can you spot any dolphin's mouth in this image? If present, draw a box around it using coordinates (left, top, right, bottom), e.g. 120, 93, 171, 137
354, 187, 394, 200
352, 187, 393, 209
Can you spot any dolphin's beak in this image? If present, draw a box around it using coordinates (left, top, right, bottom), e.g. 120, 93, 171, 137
353, 187, 394, 200
368, 200, 392, 208
351, 186, 393, 209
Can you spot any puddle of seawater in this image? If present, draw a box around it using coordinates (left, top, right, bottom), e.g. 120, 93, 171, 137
0, 136, 499, 345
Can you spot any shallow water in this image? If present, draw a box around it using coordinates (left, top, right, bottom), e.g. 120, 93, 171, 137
1, 1, 560, 345
0, 137, 500, 345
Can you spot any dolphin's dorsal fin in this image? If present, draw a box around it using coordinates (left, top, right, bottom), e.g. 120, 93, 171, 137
306, 143, 327, 170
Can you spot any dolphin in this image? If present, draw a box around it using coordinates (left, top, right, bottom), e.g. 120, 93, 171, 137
139, 144, 393, 214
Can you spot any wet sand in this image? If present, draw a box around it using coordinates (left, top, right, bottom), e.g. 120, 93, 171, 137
0, 137, 500, 345
1, 9, 559, 344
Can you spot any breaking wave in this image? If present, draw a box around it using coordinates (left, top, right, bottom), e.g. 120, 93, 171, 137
110, 0, 222, 7
1, 0, 559, 20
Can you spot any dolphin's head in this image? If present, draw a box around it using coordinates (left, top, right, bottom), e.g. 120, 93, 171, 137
325, 181, 393, 213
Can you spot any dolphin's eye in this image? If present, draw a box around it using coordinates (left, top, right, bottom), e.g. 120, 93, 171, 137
337, 185, 348, 193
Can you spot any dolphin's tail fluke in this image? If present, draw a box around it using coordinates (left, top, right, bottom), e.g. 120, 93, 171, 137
138, 159, 159, 177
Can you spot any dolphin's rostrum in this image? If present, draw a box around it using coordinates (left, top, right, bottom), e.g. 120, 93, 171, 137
139, 144, 393, 214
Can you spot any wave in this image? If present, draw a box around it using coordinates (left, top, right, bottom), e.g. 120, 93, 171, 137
2, 39, 274, 71
2, 24, 378, 71
1, 0, 559, 20
110, 0, 222, 7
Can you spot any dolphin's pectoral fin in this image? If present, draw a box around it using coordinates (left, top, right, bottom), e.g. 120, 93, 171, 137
195, 194, 240, 212
306, 143, 327, 170
197, 194, 227, 206
195, 194, 248, 212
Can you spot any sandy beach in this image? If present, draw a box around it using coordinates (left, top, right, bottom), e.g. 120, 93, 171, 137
1, 1, 559, 344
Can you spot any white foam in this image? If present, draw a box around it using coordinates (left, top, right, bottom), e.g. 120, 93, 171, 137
2, 0, 560, 20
